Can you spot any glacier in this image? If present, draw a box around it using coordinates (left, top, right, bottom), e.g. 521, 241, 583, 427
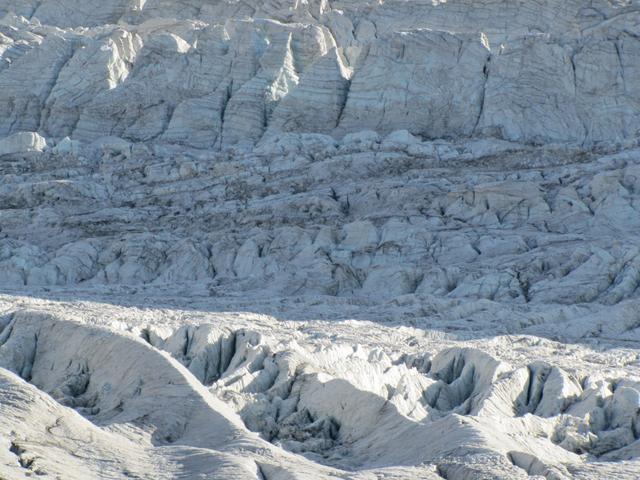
1, 0, 640, 478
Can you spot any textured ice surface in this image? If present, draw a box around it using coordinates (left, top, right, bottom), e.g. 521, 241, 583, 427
1, 0, 640, 478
